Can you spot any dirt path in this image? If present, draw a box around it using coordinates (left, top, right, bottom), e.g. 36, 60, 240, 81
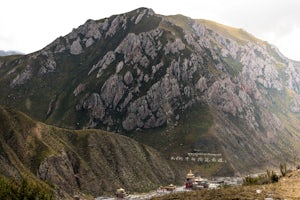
95, 186, 187, 200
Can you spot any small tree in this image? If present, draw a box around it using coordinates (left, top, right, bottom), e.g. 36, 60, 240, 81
280, 162, 287, 177
293, 155, 299, 170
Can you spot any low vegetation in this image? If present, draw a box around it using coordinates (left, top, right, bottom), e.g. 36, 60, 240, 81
152, 186, 279, 200
0, 176, 53, 200
280, 162, 287, 177
243, 171, 278, 186
0, 105, 176, 198
196, 19, 263, 44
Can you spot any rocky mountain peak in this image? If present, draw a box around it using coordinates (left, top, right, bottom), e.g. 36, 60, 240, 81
1, 8, 300, 175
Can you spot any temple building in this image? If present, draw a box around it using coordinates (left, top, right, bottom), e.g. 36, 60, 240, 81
116, 188, 126, 198
185, 169, 195, 189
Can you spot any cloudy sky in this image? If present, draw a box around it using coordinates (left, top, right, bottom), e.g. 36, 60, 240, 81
1, 0, 299, 60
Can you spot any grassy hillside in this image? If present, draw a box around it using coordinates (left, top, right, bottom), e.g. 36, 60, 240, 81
130, 103, 235, 178
0, 176, 53, 200
0, 105, 176, 198
196, 19, 264, 44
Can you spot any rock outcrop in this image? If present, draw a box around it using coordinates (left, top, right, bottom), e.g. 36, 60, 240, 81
10, 65, 32, 87
1, 7, 300, 178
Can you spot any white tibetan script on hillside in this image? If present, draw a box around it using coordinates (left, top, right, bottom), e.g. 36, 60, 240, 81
170, 152, 226, 163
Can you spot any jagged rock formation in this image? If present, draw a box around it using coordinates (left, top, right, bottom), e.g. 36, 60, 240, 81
1, 7, 300, 175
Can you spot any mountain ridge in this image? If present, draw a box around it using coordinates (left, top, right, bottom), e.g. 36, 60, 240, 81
0, 105, 176, 198
0, 50, 23, 56
1, 7, 300, 177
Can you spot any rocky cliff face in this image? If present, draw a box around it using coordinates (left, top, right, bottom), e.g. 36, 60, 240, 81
1, 8, 300, 174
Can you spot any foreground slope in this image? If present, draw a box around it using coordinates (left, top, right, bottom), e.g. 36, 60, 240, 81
0, 105, 175, 198
153, 170, 300, 200
1, 8, 300, 174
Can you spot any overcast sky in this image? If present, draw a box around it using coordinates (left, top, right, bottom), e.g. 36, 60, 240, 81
1, 0, 299, 60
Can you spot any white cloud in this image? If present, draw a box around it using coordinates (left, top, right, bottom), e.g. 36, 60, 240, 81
1, 0, 300, 60
271, 27, 300, 61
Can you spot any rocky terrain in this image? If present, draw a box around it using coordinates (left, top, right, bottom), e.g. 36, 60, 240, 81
0, 105, 175, 199
1, 7, 300, 177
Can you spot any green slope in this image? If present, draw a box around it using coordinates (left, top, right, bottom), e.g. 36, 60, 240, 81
0, 105, 176, 198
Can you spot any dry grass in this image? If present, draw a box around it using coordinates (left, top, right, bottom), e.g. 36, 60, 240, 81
269, 170, 300, 199
152, 170, 300, 200
196, 19, 264, 44
152, 186, 279, 200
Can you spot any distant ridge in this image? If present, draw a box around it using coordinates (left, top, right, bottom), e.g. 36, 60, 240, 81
0, 50, 23, 56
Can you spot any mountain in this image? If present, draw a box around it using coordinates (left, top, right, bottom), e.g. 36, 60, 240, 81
0, 105, 175, 198
0, 50, 23, 56
0, 7, 300, 176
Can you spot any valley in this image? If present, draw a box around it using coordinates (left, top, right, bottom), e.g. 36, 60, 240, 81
1, 7, 300, 199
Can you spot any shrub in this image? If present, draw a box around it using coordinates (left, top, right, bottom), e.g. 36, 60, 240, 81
0, 176, 53, 200
280, 163, 287, 177
270, 173, 279, 183
266, 169, 279, 183
243, 174, 268, 185
243, 170, 278, 186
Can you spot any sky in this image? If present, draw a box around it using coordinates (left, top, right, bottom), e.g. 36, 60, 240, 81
1, 0, 299, 60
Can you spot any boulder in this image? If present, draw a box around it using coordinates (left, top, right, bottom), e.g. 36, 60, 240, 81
70, 38, 83, 55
